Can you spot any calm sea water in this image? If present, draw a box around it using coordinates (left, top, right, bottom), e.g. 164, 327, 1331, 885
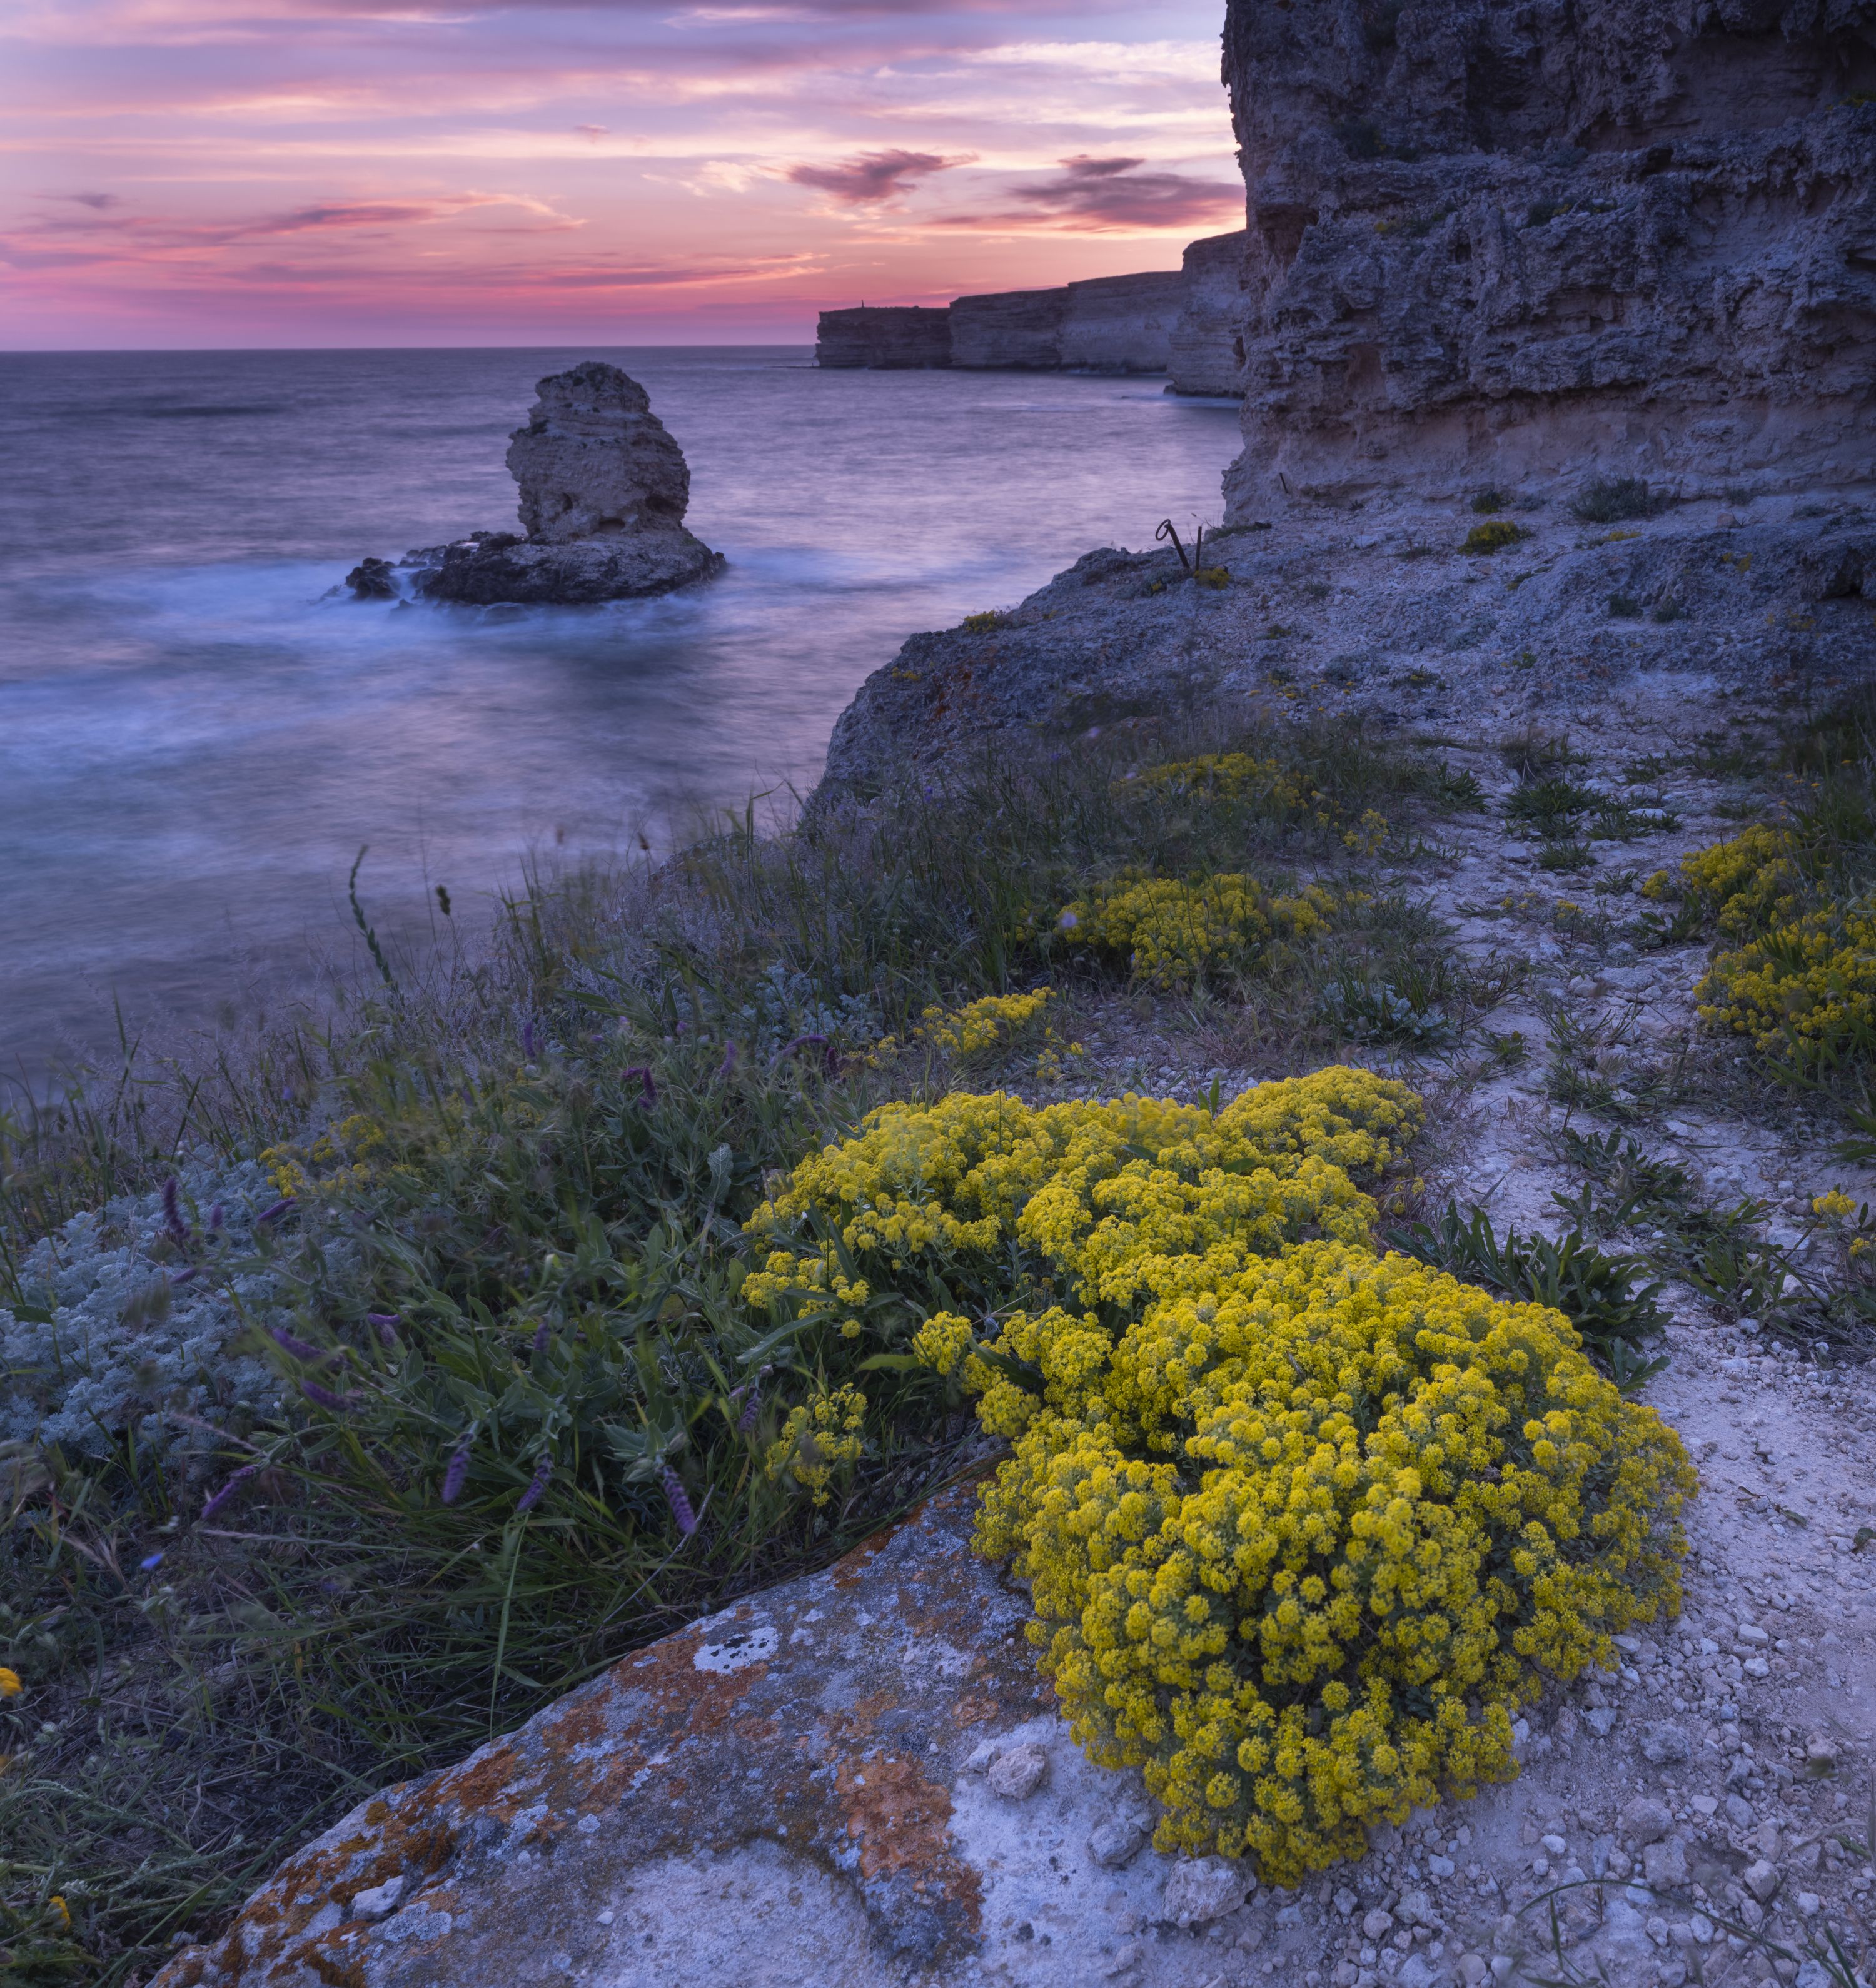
0, 347, 1242, 1077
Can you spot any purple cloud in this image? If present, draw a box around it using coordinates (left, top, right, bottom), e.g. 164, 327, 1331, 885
788, 149, 969, 204
1000, 154, 1243, 229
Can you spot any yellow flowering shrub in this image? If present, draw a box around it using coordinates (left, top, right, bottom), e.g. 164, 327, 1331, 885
764, 1385, 867, 1506
918, 989, 1055, 1060
261, 1113, 391, 1201
1697, 900, 1876, 1066
745, 1067, 1692, 1881
1677, 824, 1808, 936
1668, 824, 1876, 1072
1132, 754, 1330, 824
1058, 875, 1341, 988
976, 1246, 1690, 1880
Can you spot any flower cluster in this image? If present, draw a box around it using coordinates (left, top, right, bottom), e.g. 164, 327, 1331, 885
744, 1067, 1692, 1881
764, 1385, 867, 1505
905, 989, 1082, 1081
1132, 754, 1330, 822
1058, 875, 1340, 989
1662, 825, 1875, 1073
261, 1113, 391, 1202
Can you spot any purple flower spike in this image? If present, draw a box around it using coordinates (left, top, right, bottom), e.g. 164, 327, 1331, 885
171, 1267, 199, 1287
366, 1311, 400, 1345
161, 1177, 191, 1252
737, 1388, 762, 1435
271, 1324, 323, 1363
256, 1197, 296, 1225
301, 1380, 353, 1413
516, 1453, 553, 1513
441, 1441, 471, 1506
532, 1319, 550, 1354
201, 1461, 262, 1522
717, 1041, 738, 1079
141, 1550, 165, 1571
208, 1203, 225, 1232
663, 1465, 698, 1536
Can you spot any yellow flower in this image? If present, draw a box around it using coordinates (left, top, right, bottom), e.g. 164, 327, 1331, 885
0, 1667, 21, 1697
745, 1066, 1692, 1882
1813, 1189, 1858, 1221
765, 1385, 867, 1506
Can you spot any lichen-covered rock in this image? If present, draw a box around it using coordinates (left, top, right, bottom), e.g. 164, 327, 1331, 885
399, 363, 722, 606
149, 1486, 1253, 1988
1217, 0, 1876, 512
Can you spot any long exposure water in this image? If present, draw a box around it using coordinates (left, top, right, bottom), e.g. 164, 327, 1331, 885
0, 347, 1242, 1077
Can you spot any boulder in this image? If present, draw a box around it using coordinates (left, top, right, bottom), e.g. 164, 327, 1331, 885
398, 363, 722, 607
149, 1485, 1231, 1988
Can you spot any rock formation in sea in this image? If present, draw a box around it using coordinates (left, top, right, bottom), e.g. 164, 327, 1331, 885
368, 363, 723, 607
1218, 0, 1876, 513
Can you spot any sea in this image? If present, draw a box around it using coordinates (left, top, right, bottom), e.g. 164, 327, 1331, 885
0, 346, 1243, 1079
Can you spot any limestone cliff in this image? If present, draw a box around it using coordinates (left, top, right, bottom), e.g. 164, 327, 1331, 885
817, 271, 1185, 375
1218, 0, 1876, 513
1169, 232, 1254, 396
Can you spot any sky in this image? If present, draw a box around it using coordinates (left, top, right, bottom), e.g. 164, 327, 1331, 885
1, 0, 1243, 348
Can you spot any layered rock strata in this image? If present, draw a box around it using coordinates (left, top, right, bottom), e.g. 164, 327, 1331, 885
815, 305, 953, 370
1217, 0, 1876, 514
366, 363, 722, 607
1168, 231, 1253, 396
816, 271, 1187, 375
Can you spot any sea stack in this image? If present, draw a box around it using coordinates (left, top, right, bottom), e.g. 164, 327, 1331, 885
391, 363, 723, 606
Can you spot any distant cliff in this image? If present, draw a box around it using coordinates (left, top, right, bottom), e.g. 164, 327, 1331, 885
817, 266, 1224, 386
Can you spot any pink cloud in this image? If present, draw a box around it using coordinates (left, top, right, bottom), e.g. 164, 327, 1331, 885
786, 148, 969, 204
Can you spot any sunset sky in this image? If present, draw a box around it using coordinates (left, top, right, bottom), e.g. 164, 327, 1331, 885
3, 0, 1243, 348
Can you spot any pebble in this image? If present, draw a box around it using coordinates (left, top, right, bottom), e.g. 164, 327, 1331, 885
1089, 1817, 1149, 1869
987, 1741, 1049, 1800
1743, 1859, 1782, 1903
1640, 1722, 1691, 1764
1161, 1857, 1250, 1927
1620, 1796, 1673, 1845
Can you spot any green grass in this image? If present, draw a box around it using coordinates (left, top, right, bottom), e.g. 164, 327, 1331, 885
0, 710, 1489, 1984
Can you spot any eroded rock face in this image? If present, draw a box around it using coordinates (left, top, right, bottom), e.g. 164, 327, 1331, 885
1169, 231, 1253, 397
401, 363, 722, 606
1218, 0, 1876, 513
507, 361, 691, 544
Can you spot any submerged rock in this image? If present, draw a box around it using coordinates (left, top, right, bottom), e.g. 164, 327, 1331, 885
373, 363, 722, 607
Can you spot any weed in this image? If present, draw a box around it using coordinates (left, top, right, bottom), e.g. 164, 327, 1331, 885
1606, 592, 1643, 618
1500, 731, 1583, 780
1506, 777, 1599, 834
1650, 597, 1687, 623
1538, 842, 1596, 872
962, 610, 1007, 633
1470, 488, 1507, 514
1570, 475, 1667, 524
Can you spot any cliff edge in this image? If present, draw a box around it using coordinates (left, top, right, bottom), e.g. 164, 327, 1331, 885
1218, 0, 1876, 514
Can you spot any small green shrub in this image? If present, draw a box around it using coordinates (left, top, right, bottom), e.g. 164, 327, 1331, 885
1463, 520, 1530, 555
1570, 477, 1664, 524
1470, 488, 1507, 514
1607, 592, 1643, 618
1538, 841, 1595, 872
962, 610, 1007, 633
